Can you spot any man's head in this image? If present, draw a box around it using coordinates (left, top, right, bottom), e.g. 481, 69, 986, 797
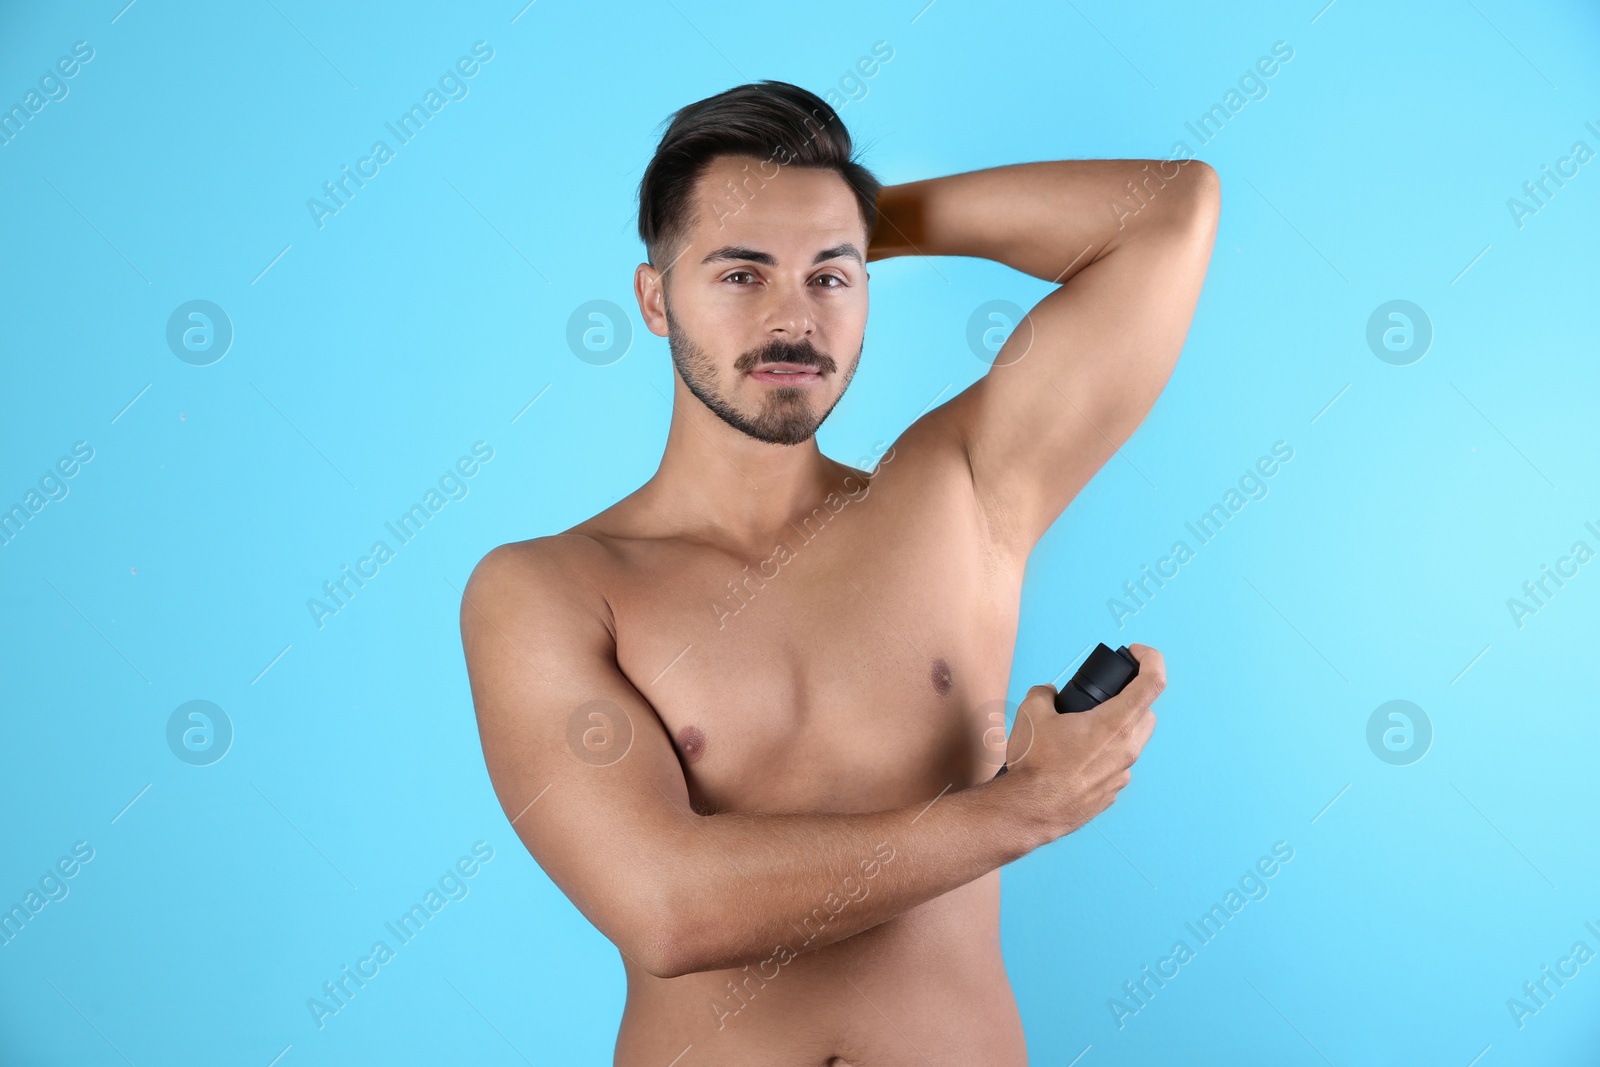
634, 81, 881, 446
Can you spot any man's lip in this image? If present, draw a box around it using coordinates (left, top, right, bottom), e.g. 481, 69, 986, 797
749, 363, 825, 387
750, 362, 822, 374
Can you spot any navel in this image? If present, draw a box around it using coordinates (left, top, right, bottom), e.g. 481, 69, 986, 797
931, 657, 954, 697
677, 724, 707, 762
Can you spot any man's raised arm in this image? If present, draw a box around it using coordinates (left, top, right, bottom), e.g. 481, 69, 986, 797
459, 536, 1162, 978
869, 158, 1221, 557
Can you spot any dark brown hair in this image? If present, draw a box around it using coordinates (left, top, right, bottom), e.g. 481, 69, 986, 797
636, 80, 881, 272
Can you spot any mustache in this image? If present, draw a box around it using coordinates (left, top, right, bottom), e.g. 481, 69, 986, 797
735, 339, 836, 374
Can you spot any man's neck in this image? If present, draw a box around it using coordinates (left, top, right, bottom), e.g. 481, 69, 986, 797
642, 394, 847, 554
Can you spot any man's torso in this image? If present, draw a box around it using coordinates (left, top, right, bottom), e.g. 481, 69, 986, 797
565, 419, 1035, 1066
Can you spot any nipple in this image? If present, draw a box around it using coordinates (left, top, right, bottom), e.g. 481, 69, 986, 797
677, 724, 707, 762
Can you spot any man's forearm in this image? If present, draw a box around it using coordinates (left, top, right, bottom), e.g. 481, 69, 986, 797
654, 772, 1046, 977
868, 158, 1211, 283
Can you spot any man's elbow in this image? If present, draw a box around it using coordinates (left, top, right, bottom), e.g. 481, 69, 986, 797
633, 887, 757, 979
637, 934, 719, 981
626, 882, 708, 980
1175, 159, 1221, 226
635, 926, 688, 980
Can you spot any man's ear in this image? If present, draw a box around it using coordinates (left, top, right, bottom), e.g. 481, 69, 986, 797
634, 262, 668, 338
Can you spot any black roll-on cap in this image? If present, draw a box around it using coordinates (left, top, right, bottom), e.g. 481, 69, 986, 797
1053, 643, 1140, 714
997, 643, 1145, 776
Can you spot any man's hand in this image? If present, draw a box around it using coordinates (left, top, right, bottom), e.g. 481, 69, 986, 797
1001, 644, 1165, 840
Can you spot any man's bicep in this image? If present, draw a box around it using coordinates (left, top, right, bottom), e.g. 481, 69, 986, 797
963, 167, 1220, 551
459, 543, 693, 970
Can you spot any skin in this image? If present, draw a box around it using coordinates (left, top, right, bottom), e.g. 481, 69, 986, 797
461, 149, 1219, 1065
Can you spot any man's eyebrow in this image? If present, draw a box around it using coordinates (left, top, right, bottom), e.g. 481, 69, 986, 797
700, 243, 864, 267
815, 243, 864, 266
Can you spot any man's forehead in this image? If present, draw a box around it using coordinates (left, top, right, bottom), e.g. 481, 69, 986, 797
687, 155, 866, 249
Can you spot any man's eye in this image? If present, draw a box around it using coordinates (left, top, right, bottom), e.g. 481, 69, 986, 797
722, 271, 846, 287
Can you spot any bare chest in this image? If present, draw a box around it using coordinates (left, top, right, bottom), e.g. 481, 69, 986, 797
604, 465, 1023, 816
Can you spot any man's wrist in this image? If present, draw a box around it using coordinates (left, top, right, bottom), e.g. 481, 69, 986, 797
975, 768, 1057, 860
867, 183, 921, 262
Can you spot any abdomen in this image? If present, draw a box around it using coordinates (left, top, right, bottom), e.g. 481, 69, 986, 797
614, 871, 1026, 1066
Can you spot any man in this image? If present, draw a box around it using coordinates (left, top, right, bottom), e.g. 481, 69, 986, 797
460, 80, 1218, 1065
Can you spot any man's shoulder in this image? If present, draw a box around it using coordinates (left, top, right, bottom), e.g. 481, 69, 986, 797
460, 533, 615, 637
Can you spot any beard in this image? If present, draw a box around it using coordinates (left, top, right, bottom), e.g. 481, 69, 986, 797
665, 302, 860, 446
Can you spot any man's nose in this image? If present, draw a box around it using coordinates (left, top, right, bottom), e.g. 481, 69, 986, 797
766, 281, 816, 337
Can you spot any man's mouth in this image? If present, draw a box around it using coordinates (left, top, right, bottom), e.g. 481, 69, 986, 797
749, 362, 824, 386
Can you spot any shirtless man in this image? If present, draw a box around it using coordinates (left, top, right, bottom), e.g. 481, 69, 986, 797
460, 80, 1219, 1065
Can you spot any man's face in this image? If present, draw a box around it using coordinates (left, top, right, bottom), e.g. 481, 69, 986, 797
642, 154, 870, 446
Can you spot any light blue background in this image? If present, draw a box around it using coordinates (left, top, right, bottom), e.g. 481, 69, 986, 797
3, 1, 1597, 1063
